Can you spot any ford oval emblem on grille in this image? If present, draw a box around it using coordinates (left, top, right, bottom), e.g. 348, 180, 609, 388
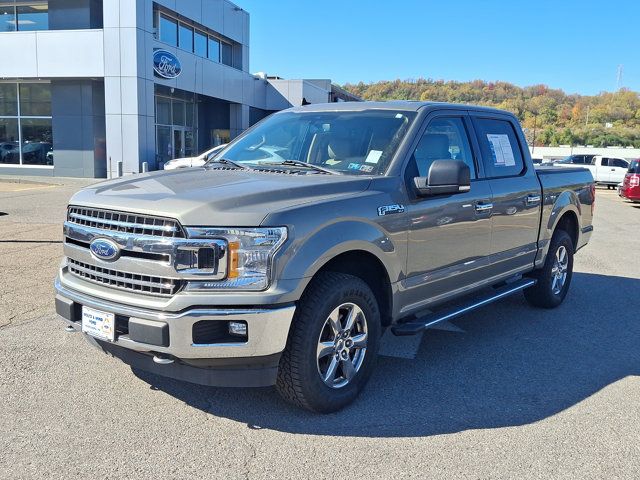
90, 238, 120, 261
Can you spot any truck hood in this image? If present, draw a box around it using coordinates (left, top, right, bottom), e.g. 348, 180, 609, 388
70, 168, 372, 226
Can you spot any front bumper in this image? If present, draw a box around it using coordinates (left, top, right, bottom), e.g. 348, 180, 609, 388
55, 277, 296, 387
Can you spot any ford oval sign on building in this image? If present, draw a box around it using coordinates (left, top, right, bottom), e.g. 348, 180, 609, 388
153, 50, 182, 79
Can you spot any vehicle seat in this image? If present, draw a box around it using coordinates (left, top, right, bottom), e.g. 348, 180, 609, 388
414, 133, 451, 176
325, 137, 357, 166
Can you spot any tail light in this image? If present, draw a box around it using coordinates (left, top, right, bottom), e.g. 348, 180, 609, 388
590, 183, 596, 216
630, 174, 640, 187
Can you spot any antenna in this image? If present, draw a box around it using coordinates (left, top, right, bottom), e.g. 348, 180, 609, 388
616, 64, 623, 90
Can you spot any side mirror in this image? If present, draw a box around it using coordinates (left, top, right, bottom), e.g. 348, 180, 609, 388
413, 160, 471, 197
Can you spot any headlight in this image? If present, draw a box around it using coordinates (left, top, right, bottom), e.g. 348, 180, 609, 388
184, 227, 287, 291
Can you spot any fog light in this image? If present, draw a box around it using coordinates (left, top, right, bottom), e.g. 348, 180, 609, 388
228, 321, 247, 337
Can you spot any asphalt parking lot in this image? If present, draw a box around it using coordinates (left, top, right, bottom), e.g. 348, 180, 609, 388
1, 178, 639, 479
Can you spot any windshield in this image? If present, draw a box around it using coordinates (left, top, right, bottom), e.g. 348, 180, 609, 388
629, 160, 640, 174
207, 110, 416, 175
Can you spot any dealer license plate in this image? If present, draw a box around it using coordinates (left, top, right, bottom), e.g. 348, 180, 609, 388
81, 306, 115, 342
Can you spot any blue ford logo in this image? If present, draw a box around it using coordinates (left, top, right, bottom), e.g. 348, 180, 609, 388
90, 238, 120, 261
153, 50, 182, 79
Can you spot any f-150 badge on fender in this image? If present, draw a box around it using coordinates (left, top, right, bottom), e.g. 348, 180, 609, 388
377, 204, 405, 216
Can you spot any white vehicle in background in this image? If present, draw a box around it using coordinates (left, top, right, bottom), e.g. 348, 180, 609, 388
554, 155, 629, 189
163, 144, 227, 170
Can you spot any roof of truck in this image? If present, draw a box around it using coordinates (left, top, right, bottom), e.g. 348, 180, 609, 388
287, 100, 513, 115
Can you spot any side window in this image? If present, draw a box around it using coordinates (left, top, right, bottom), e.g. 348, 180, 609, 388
411, 117, 475, 179
600, 158, 610, 167
612, 159, 628, 168
474, 118, 524, 178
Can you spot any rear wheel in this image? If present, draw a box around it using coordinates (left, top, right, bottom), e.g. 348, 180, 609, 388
524, 229, 574, 308
276, 272, 381, 413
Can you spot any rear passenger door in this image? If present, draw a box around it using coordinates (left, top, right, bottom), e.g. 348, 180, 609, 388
608, 158, 629, 184
470, 114, 542, 275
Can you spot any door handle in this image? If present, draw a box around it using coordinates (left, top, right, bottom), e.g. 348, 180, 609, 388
475, 203, 493, 213
526, 194, 541, 205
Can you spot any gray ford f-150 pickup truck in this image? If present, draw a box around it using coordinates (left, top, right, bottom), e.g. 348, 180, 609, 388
55, 101, 594, 412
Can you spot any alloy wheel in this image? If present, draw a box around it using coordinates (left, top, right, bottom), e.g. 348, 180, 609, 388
551, 245, 569, 295
316, 302, 368, 389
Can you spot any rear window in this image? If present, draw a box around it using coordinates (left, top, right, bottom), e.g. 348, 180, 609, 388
473, 118, 524, 178
629, 160, 640, 174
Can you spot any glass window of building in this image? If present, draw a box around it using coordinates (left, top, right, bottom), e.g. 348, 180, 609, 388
159, 14, 177, 46
185, 103, 194, 127
0, 118, 20, 165
172, 100, 185, 126
0, 82, 53, 167
20, 118, 52, 165
178, 23, 193, 52
0, 83, 18, 115
15, 1, 48, 31
208, 37, 220, 62
156, 97, 171, 125
154, 6, 242, 70
194, 30, 207, 57
0, 4, 16, 32
0, 1, 48, 31
221, 42, 232, 66
19, 83, 51, 116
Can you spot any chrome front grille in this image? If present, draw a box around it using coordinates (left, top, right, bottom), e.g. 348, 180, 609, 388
67, 259, 183, 296
67, 206, 184, 238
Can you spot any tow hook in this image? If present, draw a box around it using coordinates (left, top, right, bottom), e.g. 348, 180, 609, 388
152, 354, 175, 365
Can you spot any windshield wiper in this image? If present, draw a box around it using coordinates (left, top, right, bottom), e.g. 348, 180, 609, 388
206, 158, 248, 170
260, 160, 340, 175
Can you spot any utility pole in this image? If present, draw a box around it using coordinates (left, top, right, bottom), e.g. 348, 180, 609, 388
616, 64, 623, 90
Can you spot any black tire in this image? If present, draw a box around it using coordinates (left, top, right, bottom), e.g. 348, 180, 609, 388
276, 272, 381, 413
524, 229, 574, 308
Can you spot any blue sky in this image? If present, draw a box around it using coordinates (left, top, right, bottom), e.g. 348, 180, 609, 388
240, 0, 639, 95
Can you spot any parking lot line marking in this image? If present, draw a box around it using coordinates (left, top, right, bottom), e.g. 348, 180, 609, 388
0, 184, 57, 192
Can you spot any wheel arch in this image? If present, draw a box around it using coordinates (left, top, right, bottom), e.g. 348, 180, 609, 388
310, 250, 394, 328
535, 190, 582, 268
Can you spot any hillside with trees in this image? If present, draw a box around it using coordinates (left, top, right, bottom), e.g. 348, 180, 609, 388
343, 79, 640, 148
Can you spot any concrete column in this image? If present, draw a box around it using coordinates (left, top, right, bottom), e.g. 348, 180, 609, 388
229, 103, 250, 140
102, 0, 151, 177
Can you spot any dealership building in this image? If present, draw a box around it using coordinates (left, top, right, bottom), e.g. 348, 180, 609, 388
0, 0, 357, 178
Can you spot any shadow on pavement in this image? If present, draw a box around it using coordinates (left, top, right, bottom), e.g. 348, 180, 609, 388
133, 272, 640, 437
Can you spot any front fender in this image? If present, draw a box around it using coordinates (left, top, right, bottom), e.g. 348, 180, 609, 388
273, 218, 405, 295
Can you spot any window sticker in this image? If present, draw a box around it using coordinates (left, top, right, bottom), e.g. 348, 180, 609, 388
365, 150, 383, 164
359, 164, 374, 173
347, 163, 362, 170
486, 134, 516, 167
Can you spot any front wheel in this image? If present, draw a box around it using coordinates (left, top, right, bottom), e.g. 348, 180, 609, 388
524, 229, 574, 308
276, 272, 381, 413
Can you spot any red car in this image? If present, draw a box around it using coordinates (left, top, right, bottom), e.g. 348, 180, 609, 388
619, 159, 640, 202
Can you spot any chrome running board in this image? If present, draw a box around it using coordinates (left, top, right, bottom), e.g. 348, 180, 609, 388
391, 278, 537, 336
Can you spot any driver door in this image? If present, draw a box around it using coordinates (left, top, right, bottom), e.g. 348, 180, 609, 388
403, 113, 493, 310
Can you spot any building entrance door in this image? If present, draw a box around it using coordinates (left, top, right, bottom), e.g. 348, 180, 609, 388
171, 127, 195, 159
173, 128, 184, 158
